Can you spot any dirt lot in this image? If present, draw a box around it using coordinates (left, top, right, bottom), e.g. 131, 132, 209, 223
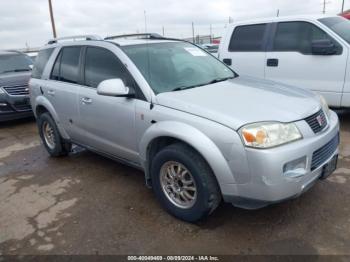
0, 112, 350, 255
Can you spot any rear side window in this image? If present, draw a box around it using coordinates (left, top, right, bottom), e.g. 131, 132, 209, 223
32, 48, 54, 79
84, 47, 131, 88
228, 24, 267, 52
50, 47, 82, 84
273, 21, 339, 54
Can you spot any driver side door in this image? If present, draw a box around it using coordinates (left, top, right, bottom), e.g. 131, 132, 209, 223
265, 21, 347, 107
76, 46, 139, 163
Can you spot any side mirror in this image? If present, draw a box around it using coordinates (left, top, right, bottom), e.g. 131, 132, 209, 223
311, 39, 337, 55
97, 79, 134, 97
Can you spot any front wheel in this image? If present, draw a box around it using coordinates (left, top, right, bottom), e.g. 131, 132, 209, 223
151, 143, 221, 222
37, 113, 71, 157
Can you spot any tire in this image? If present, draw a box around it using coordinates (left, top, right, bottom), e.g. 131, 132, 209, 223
37, 112, 71, 157
151, 143, 221, 222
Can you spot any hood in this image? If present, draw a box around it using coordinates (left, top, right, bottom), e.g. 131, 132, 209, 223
155, 76, 321, 130
0, 72, 31, 87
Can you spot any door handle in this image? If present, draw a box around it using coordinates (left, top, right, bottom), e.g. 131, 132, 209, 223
81, 97, 92, 104
267, 58, 279, 67
47, 90, 55, 96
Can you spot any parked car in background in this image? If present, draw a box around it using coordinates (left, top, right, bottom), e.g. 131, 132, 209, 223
201, 44, 219, 57
26, 51, 38, 62
30, 34, 339, 222
219, 15, 350, 108
0, 51, 33, 121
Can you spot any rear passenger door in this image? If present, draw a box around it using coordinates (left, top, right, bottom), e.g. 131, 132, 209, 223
47, 46, 82, 140
221, 23, 268, 78
265, 21, 347, 107
76, 46, 139, 163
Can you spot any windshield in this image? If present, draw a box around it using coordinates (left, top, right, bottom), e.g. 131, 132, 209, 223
319, 16, 350, 44
122, 42, 236, 94
0, 54, 33, 74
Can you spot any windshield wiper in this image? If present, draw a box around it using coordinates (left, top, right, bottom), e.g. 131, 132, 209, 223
171, 76, 235, 92
205, 76, 235, 85
2, 69, 31, 73
171, 83, 207, 92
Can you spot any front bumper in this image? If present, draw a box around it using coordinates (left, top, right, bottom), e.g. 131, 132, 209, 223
0, 93, 33, 121
223, 110, 339, 209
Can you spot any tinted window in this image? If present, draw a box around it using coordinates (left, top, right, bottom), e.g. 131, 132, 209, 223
59, 47, 81, 84
50, 51, 62, 81
32, 48, 54, 79
84, 47, 130, 88
273, 21, 338, 54
228, 24, 267, 52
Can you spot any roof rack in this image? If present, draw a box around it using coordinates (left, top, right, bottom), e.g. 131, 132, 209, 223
104, 33, 164, 40
47, 35, 102, 45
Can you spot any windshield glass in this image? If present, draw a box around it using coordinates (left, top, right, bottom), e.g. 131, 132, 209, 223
0, 54, 33, 74
122, 42, 236, 94
319, 16, 350, 44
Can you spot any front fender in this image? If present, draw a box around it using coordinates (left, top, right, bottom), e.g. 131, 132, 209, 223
139, 121, 237, 194
34, 96, 70, 140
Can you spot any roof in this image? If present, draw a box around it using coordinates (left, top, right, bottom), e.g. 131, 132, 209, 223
42, 33, 182, 50
107, 39, 179, 46
229, 14, 338, 26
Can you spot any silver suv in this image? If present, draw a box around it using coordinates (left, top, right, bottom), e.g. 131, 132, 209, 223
30, 34, 339, 222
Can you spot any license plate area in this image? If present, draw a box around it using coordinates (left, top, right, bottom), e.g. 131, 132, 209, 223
320, 155, 338, 179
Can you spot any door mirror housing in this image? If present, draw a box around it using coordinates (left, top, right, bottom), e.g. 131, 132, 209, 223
311, 39, 337, 55
97, 79, 134, 97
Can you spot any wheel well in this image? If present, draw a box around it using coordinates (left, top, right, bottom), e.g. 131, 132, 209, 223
145, 137, 219, 189
147, 137, 182, 165
36, 105, 49, 117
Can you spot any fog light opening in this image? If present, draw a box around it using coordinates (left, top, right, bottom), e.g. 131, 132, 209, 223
283, 156, 307, 178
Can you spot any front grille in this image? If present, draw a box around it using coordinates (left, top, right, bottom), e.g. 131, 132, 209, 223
13, 103, 31, 111
2, 85, 29, 96
311, 134, 339, 171
304, 109, 328, 134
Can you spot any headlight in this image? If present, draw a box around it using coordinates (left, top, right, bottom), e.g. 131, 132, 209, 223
0, 88, 4, 94
319, 95, 330, 118
240, 122, 302, 148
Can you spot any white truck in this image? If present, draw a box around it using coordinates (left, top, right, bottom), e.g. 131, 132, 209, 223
218, 15, 350, 108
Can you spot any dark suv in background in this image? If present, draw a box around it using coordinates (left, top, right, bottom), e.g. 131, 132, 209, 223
0, 50, 33, 121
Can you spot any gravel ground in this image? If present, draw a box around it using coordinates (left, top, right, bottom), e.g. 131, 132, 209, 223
0, 112, 350, 255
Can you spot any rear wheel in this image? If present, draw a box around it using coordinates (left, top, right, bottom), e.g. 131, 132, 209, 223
37, 113, 71, 157
151, 143, 221, 222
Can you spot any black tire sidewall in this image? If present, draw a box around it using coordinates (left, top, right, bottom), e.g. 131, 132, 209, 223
151, 145, 215, 222
37, 113, 65, 157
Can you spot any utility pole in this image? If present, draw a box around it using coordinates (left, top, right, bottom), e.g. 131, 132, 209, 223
323, 0, 326, 14
192, 22, 195, 44
48, 0, 57, 38
209, 24, 212, 44
322, 0, 331, 14
144, 10, 147, 33
342, 0, 345, 12
162, 26, 165, 36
